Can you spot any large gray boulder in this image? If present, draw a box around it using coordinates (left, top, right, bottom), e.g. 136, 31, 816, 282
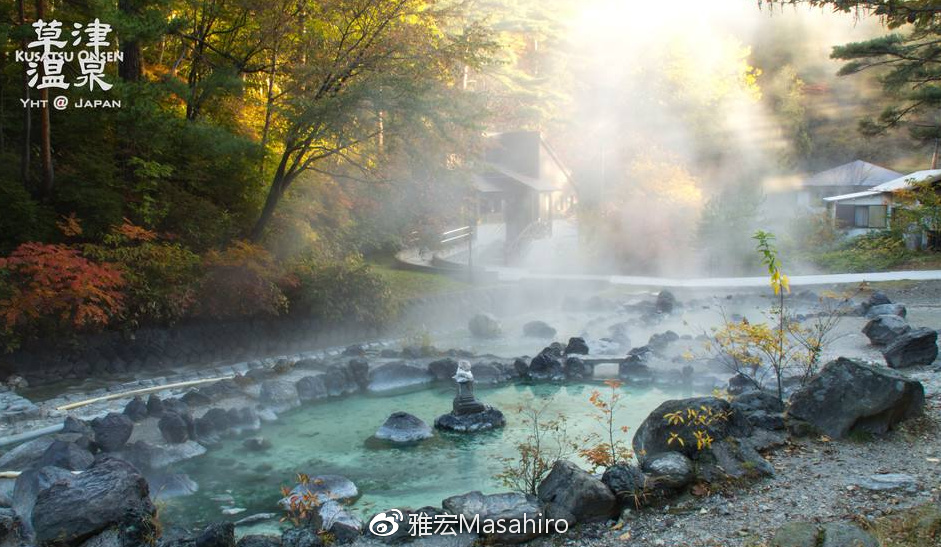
528, 346, 565, 381
787, 357, 924, 438
367, 363, 433, 393
442, 491, 543, 544
600, 464, 646, 504
38, 440, 94, 471
0, 507, 28, 547
536, 460, 616, 523
632, 397, 735, 464
882, 328, 939, 368
12, 465, 73, 531
374, 412, 433, 443
295, 376, 327, 402
862, 315, 911, 346
522, 321, 556, 339
91, 413, 134, 452
0, 437, 56, 471
314, 500, 362, 543
259, 379, 300, 413
32, 456, 156, 547
865, 303, 906, 319
468, 314, 502, 339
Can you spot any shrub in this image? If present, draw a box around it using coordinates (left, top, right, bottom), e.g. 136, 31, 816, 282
495, 398, 576, 495
0, 242, 126, 348
196, 241, 291, 319
579, 379, 634, 471
287, 256, 398, 329
83, 220, 201, 328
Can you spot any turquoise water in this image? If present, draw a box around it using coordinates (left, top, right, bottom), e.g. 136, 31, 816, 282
160, 381, 702, 534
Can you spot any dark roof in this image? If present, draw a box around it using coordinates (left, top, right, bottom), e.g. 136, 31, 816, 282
802, 160, 901, 188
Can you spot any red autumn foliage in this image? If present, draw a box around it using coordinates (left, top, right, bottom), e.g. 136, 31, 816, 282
0, 242, 126, 333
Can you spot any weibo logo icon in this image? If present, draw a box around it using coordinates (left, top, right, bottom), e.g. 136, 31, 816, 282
368, 509, 404, 537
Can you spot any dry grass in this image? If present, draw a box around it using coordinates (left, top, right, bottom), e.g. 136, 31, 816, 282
863, 503, 941, 547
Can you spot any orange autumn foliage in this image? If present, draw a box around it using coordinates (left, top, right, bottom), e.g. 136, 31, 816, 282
0, 242, 126, 333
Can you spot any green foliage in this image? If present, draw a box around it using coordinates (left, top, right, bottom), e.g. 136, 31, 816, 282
810, 231, 913, 272
697, 183, 765, 275
195, 241, 291, 319
287, 256, 398, 329
83, 221, 201, 328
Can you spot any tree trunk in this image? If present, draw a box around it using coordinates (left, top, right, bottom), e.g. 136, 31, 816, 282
118, 0, 143, 81
18, 0, 31, 189
250, 155, 294, 240
36, 0, 53, 199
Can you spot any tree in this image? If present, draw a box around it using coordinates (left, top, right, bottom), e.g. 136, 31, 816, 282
762, 1, 941, 150
248, 0, 497, 240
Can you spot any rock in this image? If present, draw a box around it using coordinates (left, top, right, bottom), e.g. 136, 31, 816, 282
770, 521, 820, 547
732, 390, 784, 413
146, 395, 165, 417
428, 359, 459, 381
62, 416, 93, 436
295, 376, 327, 402
33, 456, 157, 547
471, 362, 513, 385
434, 408, 505, 433
564, 337, 589, 355
182, 390, 213, 407
700, 438, 774, 480
321, 366, 359, 397
522, 321, 557, 339
120, 440, 206, 470
862, 315, 911, 346
850, 473, 918, 492
259, 379, 300, 412
883, 328, 939, 368
787, 357, 925, 437
632, 397, 734, 464
374, 412, 433, 443
159, 412, 190, 444
647, 331, 679, 352
819, 522, 878, 547
38, 440, 94, 471
862, 291, 892, 311
728, 373, 755, 395
442, 491, 544, 543
148, 473, 199, 499
468, 314, 501, 339
195, 522, 235, 547
619, 356, 653, 385
656, 290, 677, 313
564, 357, 591, 380
367, 363, 433, 393
123, 397, 149, 422
235, 536, 281, 547
346, 359, 370, 390
282, 527, 322, 547
537, 460, 616, 523
600, 464, 646, 504
641, 452, 694, 490
865, 303, 906, 319
0, 437, 55, 471
314, 500, 362, 543
528, 348, 565, 381
12, 465, 73, 532
0, 507, 28, 547
280, 475, 359, 508
242, 437, 272, 452
91, 413, 134, 452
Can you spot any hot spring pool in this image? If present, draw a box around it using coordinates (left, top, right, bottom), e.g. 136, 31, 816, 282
160, 381, 704, 534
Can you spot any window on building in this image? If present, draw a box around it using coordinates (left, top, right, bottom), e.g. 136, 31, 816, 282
836, 204, 887, 228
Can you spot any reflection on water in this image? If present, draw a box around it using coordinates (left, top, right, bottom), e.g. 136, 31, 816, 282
160, 381, 702, 534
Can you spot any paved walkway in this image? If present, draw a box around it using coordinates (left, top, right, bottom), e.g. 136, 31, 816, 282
485, 267, 941, 288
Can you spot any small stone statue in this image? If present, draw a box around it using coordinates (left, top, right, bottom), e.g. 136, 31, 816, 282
452, 360, 485, 415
